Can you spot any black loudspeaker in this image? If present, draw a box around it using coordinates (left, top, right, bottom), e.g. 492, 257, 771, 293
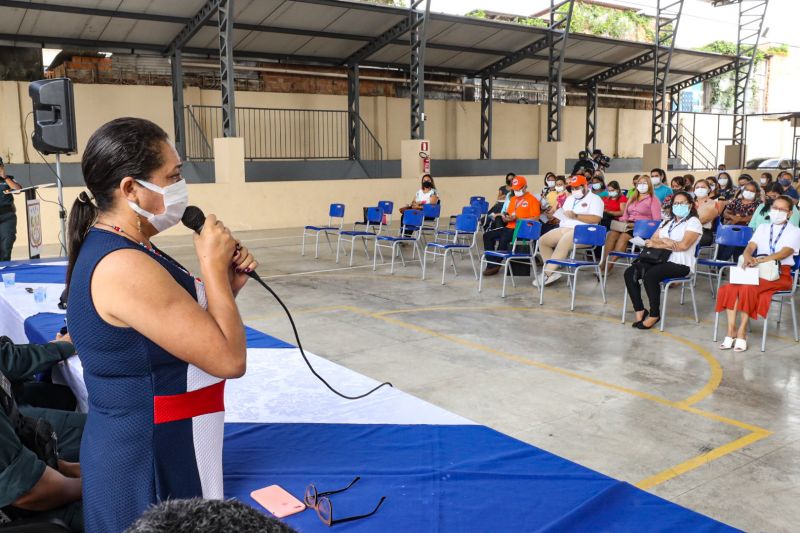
29, 78, 77, 155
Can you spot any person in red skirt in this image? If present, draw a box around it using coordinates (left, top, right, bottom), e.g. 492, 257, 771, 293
716, 195, 800, 352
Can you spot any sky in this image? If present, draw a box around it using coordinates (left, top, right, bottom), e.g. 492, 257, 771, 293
428, 0, 800, 50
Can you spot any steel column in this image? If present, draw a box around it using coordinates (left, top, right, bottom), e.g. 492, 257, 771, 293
171, 49, 186, 160
546, 0, 575, 142
218, 0, 236, 137
732, 0, 768, 154
347, 63, 361, 160
585, 83, 598, 151
480, 77, 492, 159
409, 0, 431, 140
651, 0, 685, 144
667, 90, 680, 159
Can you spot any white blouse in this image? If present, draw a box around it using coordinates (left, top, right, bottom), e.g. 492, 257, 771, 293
658, 216, 703, 271
415, 188, 438, 204
750, 222, 800, 266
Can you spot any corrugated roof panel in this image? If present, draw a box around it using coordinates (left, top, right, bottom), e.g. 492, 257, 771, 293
323, 10, 404, 37
124, 0, 206, 18
436, 52, 501, 72
292, 36, 366, 59
235, 30, 315, 56
264, 2, 349, 31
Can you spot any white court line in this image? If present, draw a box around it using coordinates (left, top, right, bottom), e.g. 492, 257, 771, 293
261, 259, 423, 279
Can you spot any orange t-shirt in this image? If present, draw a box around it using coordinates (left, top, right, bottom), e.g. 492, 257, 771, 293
506, 192, 541, 229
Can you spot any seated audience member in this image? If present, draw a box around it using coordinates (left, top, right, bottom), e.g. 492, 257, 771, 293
649, 168, 672, 203
717, 172, 736, 201
777, 170, 800, 202
483, 176, 540, 275
485, 186, 509, 230
718, 163, 726, 172
125, 498, 298, 533
716, 195, 800, 352
683, 174, 696, 190
662, 176, 688, 212
401, 174, 439, 213
626, 174, 642, 197
624, 192, 702, 330
546, 176, 569, 210
737, 173, 754, 189
590, 175, 607, 197
749, 183, 800, 229
693, 179, 724, 247
601, 175, 661, 271
759, 172, 773, 189
541, 172, 557, 198
707, 176, 722, 200
536, 175, 603, 286
717, 181, 761, 261
0, 334, 84, 532
601, 180, 627, 227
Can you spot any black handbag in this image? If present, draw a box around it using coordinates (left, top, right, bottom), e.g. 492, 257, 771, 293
635, 246, 672, 265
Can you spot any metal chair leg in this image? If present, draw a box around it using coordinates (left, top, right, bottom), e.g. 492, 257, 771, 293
324, 231, 334, 253
790, 297, 799, 342
468, 248, 478, 280
762, 306, 770, 352
478, 256, 486, 293
621, 285, 628, 324
538, 266, 547, 306
441, 250, 449, 285
349, 238, 356, 266
598, 266, 607, 304
690, 282, 699, 323
570, 268, 578, 311
372, 240, 379, 271
421, 249, 428, 280
660, 284, 670, 332
778, 298, 784, 324
501, 260, 509, 298
335, 236, 342, 263
301, 231, 307, 256
713, 310, 720, 342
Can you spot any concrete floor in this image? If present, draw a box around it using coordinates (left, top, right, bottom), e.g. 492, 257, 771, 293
41, 225, 800, 532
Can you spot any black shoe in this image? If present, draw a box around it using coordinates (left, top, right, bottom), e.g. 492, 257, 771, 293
483, 266, 501, 277
635, 316, 661, 330
632, 310, 649, 328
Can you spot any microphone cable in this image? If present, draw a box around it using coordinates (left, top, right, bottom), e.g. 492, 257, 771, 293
246, 271, 394, 400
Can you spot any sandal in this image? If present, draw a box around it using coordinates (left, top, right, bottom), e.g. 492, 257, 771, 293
719, 337, 735, 350
632, 310, 649, 328
733, 338, 748, 352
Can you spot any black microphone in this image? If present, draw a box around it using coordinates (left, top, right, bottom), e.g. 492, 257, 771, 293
182, 205, 258, 280
181, 205, 394, 400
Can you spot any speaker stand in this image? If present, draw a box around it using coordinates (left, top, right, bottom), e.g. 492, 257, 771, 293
55, 153, 67, 257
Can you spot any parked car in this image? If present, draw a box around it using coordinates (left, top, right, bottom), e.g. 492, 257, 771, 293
744, 157, 770, 169
756, 157, 798, 170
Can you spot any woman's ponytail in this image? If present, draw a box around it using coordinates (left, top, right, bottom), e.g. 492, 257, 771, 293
65, 191, 98, 289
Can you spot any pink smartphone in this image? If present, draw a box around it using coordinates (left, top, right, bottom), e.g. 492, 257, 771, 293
251, 485, 306, 518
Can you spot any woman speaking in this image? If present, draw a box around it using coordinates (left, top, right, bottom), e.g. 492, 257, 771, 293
65, 118, 257, 532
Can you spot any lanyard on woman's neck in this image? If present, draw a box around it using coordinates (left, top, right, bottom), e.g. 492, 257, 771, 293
769, 223, 788, 255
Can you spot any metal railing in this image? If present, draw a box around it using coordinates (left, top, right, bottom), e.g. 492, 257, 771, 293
184, 105, 383, 163
675, 129, 716, 171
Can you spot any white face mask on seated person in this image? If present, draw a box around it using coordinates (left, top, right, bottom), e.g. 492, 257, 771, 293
555, 185, 565, 193
591, 183, 603, 191
636, 183, 649, 194
572, 187, 586, 200
718, 178, 729, 187
694, 187, 709, 198
546, 179, 556, 188
650, 176, 662, 187
514, 189, 524, 197
742, 190, 756, 201
608, 190, 619, 198
770, 209, 789, 225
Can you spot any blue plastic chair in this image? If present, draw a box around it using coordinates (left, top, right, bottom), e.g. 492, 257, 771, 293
302, 203, 345, 259
373, 210, 425, 274
602, 220, 661, 289
470, 196, 486, 204
418, 203, 442, 243
696, 224, 754, 296
471, 199, 491, 231
440, 206, 480, 242
621, 244, 700, 331
540, 224, 607, 311
422, 214, 479, 285
336, 207, 383, 266
354, 200, 394, 230
713, 255, 800, 352
479, 220, 542, 298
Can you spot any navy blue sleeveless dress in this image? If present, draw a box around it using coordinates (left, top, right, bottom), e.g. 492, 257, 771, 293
67, 229, 225, 533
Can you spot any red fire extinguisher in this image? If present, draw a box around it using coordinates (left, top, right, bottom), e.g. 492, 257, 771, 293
422, 154, 430, 174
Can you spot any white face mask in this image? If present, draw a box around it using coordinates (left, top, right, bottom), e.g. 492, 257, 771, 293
694, 187, 709, 198
546, 180, 556, 187
760, 178, 768, 185
514, 189, 524, 197
572, 188, 585, 200
555, 185, 565, 193
770, 209, 788, 224
128, 179, 189, 233
636, 183, 649, 194
742, 190, 756, 200
609, 190, 619, 198
591, 183, 603, 190
650, 177, 661, 186
718, 178, 729, 187
709, 184, 716, 190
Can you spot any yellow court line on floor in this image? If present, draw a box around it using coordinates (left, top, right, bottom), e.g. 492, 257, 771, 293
332, 304, 771, 490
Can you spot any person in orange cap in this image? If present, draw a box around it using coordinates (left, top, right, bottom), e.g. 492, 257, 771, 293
535, 174, 604, 286
483, 176, 540, 276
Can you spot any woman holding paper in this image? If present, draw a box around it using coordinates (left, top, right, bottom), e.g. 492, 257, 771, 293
716, 195, 800, 352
